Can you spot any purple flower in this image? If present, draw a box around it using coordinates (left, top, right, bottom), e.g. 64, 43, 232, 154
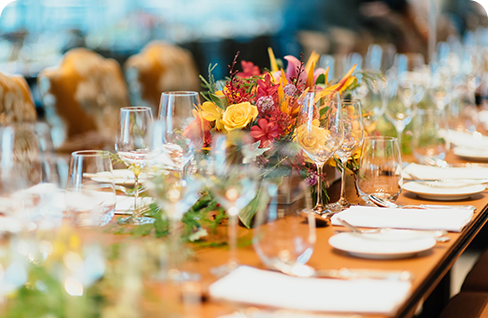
256, 96, 275, 112
305, 172, 318, 186
284, 84, 298, 96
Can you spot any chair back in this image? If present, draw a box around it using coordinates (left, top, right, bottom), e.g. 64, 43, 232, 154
0, 72, 36, 124
125, 41, 200, 114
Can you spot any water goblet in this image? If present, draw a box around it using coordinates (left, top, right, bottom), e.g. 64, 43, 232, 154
357, 136, 403, 204
0, 124, 44, 222
412, 108, 450, 165
253, 176, 316, 274
384, 68, 416, 153
158, 91, 202, 173
66, 150, 116, 227
296, 91, 344, 214
208, 132, 258, 275
115, 106, 154, 225
326, 99, 364, 212
148, 169, 202, 280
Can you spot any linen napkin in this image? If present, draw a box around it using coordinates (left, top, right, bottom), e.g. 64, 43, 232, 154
209, 266, 411, 315
51, 192, 154, 213
331, 206, 473, 232
403, 163, 488, 180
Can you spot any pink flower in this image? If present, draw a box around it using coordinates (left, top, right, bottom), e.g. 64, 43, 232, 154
272, 55, 326, 86
250, 118, 281, 147
236, 61, 261, 78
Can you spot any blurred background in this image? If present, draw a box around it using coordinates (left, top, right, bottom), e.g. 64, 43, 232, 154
1, 0, 488, 115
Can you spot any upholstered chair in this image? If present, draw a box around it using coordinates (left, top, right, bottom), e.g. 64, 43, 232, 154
124, 41, 200, 115
0, 72, 36, 124
38, 48, 129, 152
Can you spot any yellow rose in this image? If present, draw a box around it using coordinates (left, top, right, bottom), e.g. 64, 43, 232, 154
296, 124, 332, 161
221, 102, 258, 131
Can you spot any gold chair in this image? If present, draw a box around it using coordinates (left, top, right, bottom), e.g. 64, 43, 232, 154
0, 72, 36, 124
38, 48, 129, 152
124, 41, 200, 115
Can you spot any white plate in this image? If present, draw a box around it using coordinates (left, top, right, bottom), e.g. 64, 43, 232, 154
87, 169, 147, 186
453, 147, 488, 162
329, 231, 436, 259
402, 182, 485, 201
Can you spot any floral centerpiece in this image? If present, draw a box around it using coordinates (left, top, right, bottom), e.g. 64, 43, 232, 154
191, 49, 358, 227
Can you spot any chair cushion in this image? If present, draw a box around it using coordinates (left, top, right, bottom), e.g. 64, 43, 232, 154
0, 72, 36, 124
462, 249, 488, 292
439, 291, 488, 318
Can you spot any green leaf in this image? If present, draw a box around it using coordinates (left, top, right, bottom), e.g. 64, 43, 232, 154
315, 73, 325, 85
209, 93, 227, 109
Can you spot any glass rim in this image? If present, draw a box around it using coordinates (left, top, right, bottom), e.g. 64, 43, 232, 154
71, 150, 110, 157
364, 136, 398, 142
120, 106, 152, 111
161, 91, 199, 97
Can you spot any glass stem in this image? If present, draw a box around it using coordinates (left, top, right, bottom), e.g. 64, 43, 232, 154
315, 162, 325, 211
228, 210, 238, 268
339, 158, 347, 202
133, 166, 140, 219
170, 216, 181, 267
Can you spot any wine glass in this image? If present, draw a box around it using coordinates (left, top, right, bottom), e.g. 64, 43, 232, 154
66, 150, 116, 227
0, 124, 42, 221
115, 106, 154, 225
384, 67, 416, 153
148, 166, 202, 280
412, 108, 450, 165
296, 91, 344, 214
355, 75, 386, 135
326, 99, 364, 212
253, 175, 316, 274
357, 136, 403, 204
158, 91, 202, 173
208, 132, 258, 275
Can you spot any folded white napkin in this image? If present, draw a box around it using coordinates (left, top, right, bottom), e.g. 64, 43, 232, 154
209, 266, 411, 315
403, 163, 488, 180
331, 206, 473, 232
51, 192, 154, 213
448, 130, 488, 150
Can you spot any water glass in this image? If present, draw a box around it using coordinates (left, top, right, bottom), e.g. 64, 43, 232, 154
253, 178, 316, 273
357, 136, 403, 204
412, 108, 450, 165
66, 150, 116, 227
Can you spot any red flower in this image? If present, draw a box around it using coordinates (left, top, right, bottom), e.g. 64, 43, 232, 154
237, 61, 261, 78
256, 73, 279, 101
250, 118, 282, 147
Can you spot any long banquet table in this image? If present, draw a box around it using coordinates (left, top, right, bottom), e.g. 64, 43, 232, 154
59, 152, 488, 318
180, 153, 488, 318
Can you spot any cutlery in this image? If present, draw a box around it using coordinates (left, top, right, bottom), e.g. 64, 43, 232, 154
278, 263, 413, 281
368, 194, 476, 211
336, 217, 451, 242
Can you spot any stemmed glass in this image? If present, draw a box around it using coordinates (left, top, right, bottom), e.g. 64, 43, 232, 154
148, 162, 202, 279
296, 92, 344, 214
326, 99, 364, 212
158, 91, 202, 174
357, 136, 403, 204
0, 124, 42, 220
208, 132, 258, 275
355, 75, 386, 135
115, 106, 154, 225
412, 108, 450, 165
384, 67, 416, 153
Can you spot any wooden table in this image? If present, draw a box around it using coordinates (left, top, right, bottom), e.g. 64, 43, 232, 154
184, 153, 488, 318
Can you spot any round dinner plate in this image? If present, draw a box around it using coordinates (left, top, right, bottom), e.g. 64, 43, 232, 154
329, 231, 436, 259
453, 147, 488, 162
87, 169, 147, 186
402, 182, 485, 201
